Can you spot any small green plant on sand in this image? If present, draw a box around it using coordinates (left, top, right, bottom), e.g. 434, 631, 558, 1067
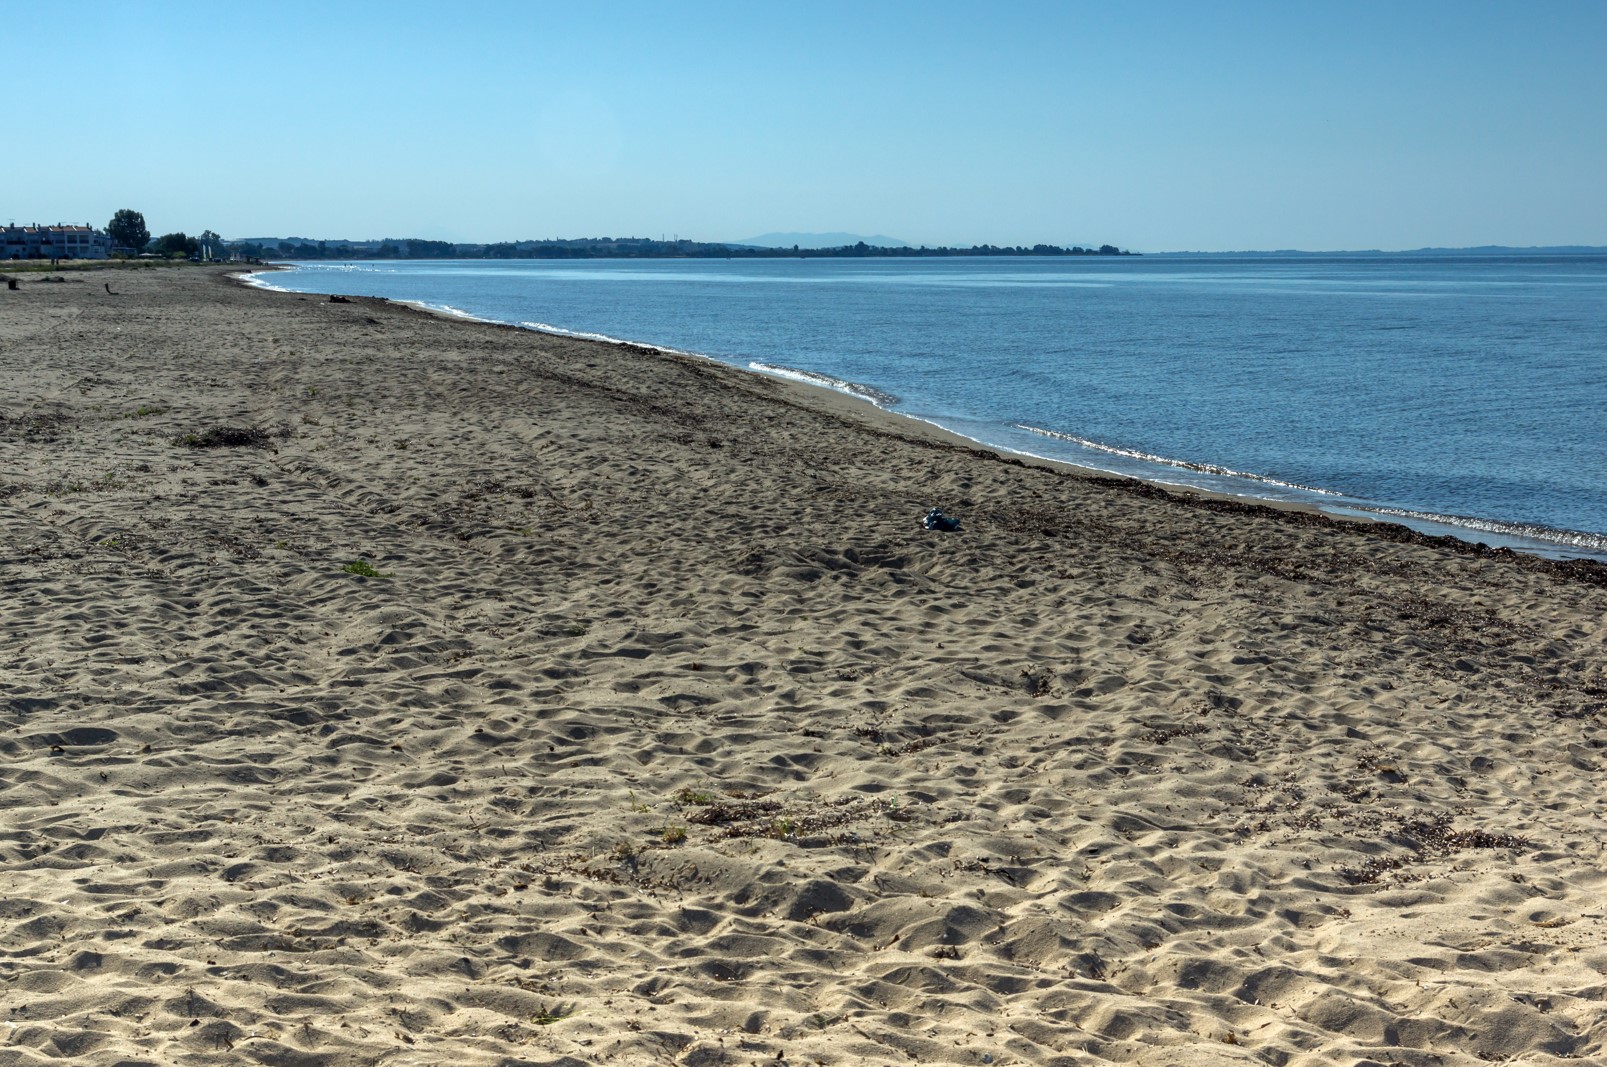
675, 788, 714, 806
660, 825, 687, 845
627, 790, 651, 813
532, 1004, 573, 1026
341, 559, 385, 578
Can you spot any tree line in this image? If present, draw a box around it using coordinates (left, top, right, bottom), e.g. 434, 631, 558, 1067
225, 236, 1136, 260
103, 211, 1136, 261
106, 210, 223, 259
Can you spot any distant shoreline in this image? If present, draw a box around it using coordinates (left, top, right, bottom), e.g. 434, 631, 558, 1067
225, 236, 1137, 262
222, 235, 1607, 262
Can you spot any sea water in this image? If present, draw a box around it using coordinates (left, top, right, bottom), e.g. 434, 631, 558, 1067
247, 255, 1607, 560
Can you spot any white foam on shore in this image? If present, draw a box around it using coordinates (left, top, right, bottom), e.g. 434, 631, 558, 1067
1354, 505, 1607, 554
238, 271, 293, 293
403, 300, 503, 325
748, 362, 900, 408
518, 320, 640, 345
514, 320, 721, 365
1010, 424, 1607, 557
1012, 423, 1342, 496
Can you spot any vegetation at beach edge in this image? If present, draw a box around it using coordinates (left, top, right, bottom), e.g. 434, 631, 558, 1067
6, 204, 1133, 267
227, 235, 1137, 261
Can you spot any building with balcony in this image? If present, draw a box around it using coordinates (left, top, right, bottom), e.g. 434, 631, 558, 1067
2, 223, 113, 260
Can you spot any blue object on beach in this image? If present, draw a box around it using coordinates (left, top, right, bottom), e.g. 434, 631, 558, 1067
922, 508, 961, 532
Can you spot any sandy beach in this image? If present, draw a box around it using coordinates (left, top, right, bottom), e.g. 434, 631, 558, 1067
3, 265, 1605, 1066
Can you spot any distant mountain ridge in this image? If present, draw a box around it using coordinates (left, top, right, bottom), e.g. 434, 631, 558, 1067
1402, 245, 1607, 255
1156, 245, 1607, 256
736, 232, 910, 249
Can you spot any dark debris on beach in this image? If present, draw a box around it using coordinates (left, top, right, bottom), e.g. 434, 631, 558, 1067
174, 425, 283, 449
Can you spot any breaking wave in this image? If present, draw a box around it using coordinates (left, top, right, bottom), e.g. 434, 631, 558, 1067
237, 271, 292, 293
517, 320, 704, 360
1012, 423, 1342, 496
1354, 506, 1607, 553
748, 362, 900, 408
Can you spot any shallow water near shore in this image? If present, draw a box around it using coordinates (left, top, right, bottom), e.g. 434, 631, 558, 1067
250, 255, 1607, 559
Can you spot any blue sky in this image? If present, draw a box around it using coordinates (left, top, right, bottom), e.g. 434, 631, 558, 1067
9, 1, 1605, 251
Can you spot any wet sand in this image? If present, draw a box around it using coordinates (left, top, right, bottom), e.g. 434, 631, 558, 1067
2, 266, 1605, 1066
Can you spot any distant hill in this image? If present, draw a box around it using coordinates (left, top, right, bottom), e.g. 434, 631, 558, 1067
1157, 245, 1607, 257
1403, 245, 1607, 255
736, 232, 910, 249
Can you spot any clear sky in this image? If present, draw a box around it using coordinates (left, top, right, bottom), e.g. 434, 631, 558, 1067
9, 0, 1605, 251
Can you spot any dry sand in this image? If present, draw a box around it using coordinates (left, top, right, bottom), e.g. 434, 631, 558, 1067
2, 266, 1605, 1067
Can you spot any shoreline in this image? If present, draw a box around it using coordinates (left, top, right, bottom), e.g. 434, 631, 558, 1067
239, 262, 1607, 564
237, 266, 1607, 585
5, 265, 1606, 1065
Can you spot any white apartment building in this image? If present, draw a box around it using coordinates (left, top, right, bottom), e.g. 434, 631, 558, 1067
2, 223, 113, 260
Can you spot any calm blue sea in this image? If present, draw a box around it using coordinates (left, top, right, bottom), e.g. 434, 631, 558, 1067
248, 256, 1607, 560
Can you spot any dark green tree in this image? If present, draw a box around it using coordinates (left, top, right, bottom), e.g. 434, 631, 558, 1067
152, 232, 200, 257
107, 209, 149, 252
